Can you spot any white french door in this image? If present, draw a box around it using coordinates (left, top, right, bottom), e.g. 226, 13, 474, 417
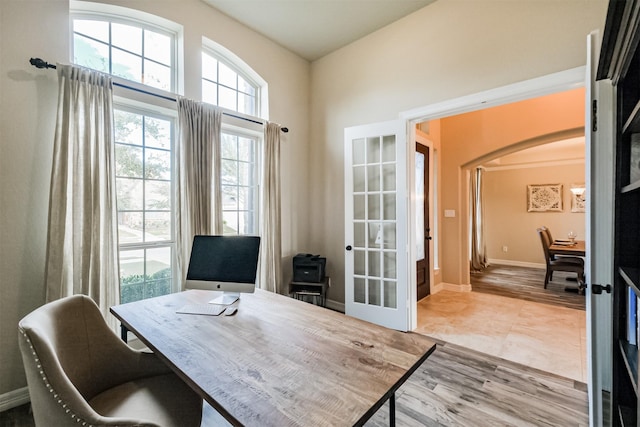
344, 120, 409, 331
586, 31, 614, 427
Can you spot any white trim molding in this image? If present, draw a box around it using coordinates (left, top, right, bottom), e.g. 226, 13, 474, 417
0, 387, 30, 412
488, 259, 546, 269
430, 282, 472, 294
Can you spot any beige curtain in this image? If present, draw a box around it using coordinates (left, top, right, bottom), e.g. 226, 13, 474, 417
176, 98, 222, 286
45, 64, 119, 327
259, 122, 282, 293
470, 167, 489, 271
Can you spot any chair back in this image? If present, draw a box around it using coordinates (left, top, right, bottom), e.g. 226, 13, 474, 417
537, 227, 553, 265
18, 295, 146, 425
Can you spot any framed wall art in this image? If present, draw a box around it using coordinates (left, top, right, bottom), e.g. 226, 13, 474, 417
527, 184, 563, 212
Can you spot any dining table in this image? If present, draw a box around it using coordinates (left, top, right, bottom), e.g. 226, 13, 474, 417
549, 239, 586, 257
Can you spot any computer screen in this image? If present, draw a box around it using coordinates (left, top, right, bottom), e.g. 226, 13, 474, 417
185, 235, 261, 305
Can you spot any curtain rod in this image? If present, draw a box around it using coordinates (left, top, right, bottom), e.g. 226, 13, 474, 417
29, 58, 288, 133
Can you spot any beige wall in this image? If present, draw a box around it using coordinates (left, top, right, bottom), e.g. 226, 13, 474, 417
484, 164, 586, 265
438, 88, 585, 284
309, 1, 606, 302
0, 0, 310, 398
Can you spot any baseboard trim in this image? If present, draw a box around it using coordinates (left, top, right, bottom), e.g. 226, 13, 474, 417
0, 387, 30, 412
325, 298, 344, 313
488, 259, 545, 269
431, 282, 472, 294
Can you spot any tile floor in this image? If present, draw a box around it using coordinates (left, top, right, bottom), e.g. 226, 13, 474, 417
416, 290, 587, 383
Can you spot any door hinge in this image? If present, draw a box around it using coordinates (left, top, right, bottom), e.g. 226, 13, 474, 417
589, 283, 611, 294
592, 99, 598, 132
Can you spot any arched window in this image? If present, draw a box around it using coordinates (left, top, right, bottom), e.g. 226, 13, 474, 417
72, 4, 179, 92
202, 40, 268, 235
201, 39, 267, 118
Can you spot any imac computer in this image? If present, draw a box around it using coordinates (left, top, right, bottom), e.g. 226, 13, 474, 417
185, 235, 261, 305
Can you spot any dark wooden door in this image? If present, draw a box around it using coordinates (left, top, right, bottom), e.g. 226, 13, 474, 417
416, 142, 430, 301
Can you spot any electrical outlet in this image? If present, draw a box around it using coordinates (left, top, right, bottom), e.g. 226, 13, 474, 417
502, 246, 508, 252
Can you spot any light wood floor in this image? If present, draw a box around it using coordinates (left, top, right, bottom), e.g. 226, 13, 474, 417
471, 264, 585, 311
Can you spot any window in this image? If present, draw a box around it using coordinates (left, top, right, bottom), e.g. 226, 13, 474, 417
202, 45, 266, 236
202, 51, 258, 116
73, 16, 176, 91
221, 131, 260, 235
70, 5, 268, 303
114, 108, 175, 303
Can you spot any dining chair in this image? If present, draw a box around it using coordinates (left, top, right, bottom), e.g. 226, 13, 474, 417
18, 294, 203, 427
537, 227, 585, 290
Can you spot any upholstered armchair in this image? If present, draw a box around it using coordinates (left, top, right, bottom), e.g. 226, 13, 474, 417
18, 294, 202, 426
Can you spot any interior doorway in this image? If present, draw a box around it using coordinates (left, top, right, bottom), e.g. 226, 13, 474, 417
416, 141, 431, 300
412, 88, 587, 381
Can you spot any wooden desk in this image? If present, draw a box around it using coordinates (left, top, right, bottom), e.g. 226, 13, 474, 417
549, 240, 586, 257
111, 289, 436, 426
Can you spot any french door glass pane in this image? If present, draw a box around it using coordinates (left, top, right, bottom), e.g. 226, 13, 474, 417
383, 281, 397, 308
368, 279, 381, 306
354, 278, 366, 303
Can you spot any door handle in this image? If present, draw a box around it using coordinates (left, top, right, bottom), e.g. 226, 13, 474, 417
346, 245, 352, 251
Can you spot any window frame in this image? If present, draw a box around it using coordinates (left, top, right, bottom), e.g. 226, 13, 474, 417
201, 37, 269, 120
220, 124, 263, 236
113, 101, 179, 302
71, 2, 181, 94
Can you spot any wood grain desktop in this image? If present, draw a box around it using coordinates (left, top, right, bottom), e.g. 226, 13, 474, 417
111, 289, 436, 427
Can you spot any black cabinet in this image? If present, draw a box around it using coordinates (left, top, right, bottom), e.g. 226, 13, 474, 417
597, 1, 640, 425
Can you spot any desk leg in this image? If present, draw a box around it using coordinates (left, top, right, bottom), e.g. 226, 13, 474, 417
120, 324, 128, 343
389, 392, 395, 427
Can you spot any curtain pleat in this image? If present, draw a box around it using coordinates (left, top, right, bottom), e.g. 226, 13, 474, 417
176, 98, 222, 286
259, 122, 282, 293
45, 64, 119, 328
470, 167, 488, 271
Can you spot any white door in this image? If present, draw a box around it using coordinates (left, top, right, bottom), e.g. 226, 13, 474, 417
586, 30, 614, 427
344, 120, 409, 331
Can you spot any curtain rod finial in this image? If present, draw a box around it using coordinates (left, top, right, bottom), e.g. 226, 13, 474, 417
30, 58, 56, 69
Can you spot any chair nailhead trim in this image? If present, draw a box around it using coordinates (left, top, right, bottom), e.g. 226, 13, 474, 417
20, 331, 95, 427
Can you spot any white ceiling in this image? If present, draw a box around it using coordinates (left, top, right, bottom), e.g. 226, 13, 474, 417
201, 0, 436, 61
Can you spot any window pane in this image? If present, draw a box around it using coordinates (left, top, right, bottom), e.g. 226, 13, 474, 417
145, 212, 171, 242
222, 185, 238, 210
112, 47, 142, 82
239, 210, 253, 235
74, 35, 109, 73
116, 178, 143, 210
221, 159, 238, 185
238, 162, 250, 185
145, 180, 170, 210
222, 134, 238, 159
144, 117, 171, 149
145, 149, 171, 180
218, 61, 237, 89
223, 211, 238, 235
219, 86, 237, 110
115, 111, 143, 145
202, 80, 217, 105
118, 212, 143, 244
144, 30, 171, 64
74, 19, 109, 42
119, 247, 172, 304
238, 92, 255, 115
238, 75, 255, 96
144, 60, 171, 91
237, 187, 251, 211
238, 137, 254, 161
202, 53, 218, 81
115, 145, 143, 178
112, 23, 142, 54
